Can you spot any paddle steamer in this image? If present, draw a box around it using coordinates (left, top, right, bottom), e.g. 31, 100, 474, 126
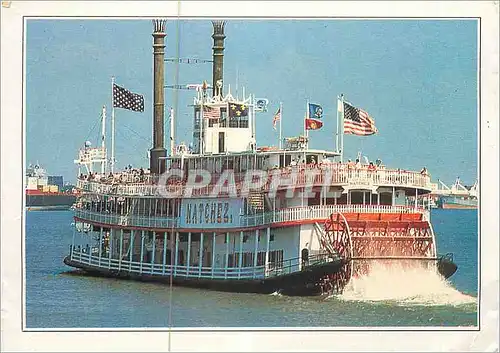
64, 20, 457, 296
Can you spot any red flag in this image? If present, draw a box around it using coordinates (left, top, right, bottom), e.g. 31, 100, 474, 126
305, 118, 323, 130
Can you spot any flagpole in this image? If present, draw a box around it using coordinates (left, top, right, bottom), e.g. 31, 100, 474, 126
169, 107, 175, 157
305, 100, 310, 150
301, 100, 309, 207
340, 93, 345, 163
335, 96, 340, 155
101, 105, 107, 174
279, 102, 283, 150
200, 90, 204, 155
111, 76, 116, 173
252, 94, 256, 151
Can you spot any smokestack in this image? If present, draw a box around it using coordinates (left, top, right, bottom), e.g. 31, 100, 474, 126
211, 21, 226, 97
150, 19, 167, 175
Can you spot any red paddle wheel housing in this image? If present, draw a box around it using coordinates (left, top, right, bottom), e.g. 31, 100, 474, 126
320, 212, 437, 294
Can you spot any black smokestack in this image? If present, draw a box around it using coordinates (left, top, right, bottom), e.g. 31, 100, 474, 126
150, 19, 167, 175
211, 21, 226, 97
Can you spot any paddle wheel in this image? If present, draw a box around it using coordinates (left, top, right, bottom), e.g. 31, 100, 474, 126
319, 212, 437, 294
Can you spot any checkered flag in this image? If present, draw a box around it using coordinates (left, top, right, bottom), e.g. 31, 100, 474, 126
113, 83, 144, 112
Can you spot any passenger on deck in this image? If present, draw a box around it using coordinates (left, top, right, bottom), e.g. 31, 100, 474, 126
355, 158, 361, 169
301, 245, 309, 268
368, 161, 376, 171
347, 159, 355, 169
420, 167, 428, 176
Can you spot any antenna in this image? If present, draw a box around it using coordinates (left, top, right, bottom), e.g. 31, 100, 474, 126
236, 66, 239, 100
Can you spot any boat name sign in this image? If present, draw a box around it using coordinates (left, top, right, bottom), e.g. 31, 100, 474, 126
179, 198, 243, 228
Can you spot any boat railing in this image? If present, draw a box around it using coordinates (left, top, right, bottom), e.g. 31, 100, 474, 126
74, 204, 426, 229
69, 246, 337, 280
69, 246, 266, 280
76, 166, 431, 197
74, 208, 176, 228
265, 252, 336, 277
241, 204, 424, 227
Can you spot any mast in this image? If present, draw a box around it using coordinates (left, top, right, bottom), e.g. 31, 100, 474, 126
150, 19, 167, 174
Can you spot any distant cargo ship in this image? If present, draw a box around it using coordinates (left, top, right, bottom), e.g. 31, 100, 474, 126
26, 164, 77, 210
431, 178, 478, 210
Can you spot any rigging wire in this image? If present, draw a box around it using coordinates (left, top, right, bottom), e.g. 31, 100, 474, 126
114, 127, 149, 165
84, 111, 103, 146
119, 122, 151, 144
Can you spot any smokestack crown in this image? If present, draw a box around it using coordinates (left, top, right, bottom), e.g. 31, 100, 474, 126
212, 20, 226, 37
152, 19, 167, 35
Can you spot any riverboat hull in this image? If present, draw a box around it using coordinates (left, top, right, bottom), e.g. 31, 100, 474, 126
64, 255, 344, 296
63, 253, 456, 296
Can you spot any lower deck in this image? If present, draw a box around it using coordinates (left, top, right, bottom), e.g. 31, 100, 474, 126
66, 209, 458, 295
69, 224, 330, 281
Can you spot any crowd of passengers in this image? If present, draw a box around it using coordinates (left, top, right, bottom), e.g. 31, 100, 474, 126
79, 165, 149, 184
272, 158, 429, 177
77, 159, 430, 185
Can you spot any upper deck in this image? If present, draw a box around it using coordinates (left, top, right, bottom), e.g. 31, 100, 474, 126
76, 161, 431, 198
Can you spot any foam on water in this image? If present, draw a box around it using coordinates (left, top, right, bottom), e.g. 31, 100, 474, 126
337, 261, 476, 306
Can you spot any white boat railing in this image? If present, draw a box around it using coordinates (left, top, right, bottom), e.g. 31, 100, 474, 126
70, 247, 267, 280
74, 208, 176, 228
76, 166, 431, 197
74, 204, 426, 229
241, 204, 424, 227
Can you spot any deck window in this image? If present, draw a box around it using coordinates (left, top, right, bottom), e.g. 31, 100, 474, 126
269, 249, 284, 269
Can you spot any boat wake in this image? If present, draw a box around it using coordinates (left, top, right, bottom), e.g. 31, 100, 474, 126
334, 262, 476, 306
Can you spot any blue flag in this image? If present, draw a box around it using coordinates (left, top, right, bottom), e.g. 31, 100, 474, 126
255, 98, 269, 112
308, 103, 323, 119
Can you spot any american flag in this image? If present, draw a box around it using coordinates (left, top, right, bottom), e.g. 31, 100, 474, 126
203, 106, 220, 120
113, 84, 144, 112
343, 102, 378, 136
272, 107, 281, 130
